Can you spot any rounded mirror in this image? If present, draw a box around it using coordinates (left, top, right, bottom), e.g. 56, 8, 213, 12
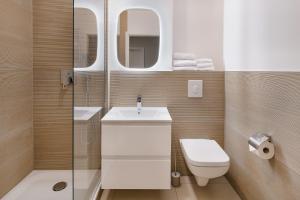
117, 9, 160, 69
74, 8, 97, 68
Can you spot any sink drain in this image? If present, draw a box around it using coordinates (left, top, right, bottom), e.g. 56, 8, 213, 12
52, 182, 67, 192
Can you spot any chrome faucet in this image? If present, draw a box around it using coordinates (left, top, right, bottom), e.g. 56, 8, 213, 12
137, 95, 142, 114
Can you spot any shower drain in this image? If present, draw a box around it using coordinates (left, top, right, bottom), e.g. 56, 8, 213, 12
52, 182, 67, 192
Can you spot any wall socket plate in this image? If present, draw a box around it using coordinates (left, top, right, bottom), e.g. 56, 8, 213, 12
188, 80, 203, 98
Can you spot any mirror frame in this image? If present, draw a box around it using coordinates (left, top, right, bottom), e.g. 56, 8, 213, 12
109, 0, 173, 71
74, 0, 105, 72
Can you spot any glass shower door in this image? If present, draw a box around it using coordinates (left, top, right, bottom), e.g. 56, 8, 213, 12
73, 0, 106, 199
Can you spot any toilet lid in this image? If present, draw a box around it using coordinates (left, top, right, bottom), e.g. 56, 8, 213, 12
180, 139, 230, 167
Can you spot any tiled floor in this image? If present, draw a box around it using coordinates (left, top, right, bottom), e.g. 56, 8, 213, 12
100, 176, 241, 200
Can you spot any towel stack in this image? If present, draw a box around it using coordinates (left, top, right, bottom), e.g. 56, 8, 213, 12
173, 53, 215, 71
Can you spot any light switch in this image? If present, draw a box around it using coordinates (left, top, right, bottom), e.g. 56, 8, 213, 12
188, 80, 203, 98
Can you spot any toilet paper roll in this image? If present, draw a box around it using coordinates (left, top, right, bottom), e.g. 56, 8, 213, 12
248, 134, 275, 160
249, 140, 275, 160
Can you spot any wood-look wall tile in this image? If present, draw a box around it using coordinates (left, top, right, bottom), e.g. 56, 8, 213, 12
0, 0, 33, 197
33, 0, 73, 70
74, 72, 106, 107
33, 0, 73, 169
33, 69, 72, 169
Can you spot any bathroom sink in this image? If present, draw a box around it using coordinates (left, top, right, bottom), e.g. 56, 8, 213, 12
101, 107, 172, 122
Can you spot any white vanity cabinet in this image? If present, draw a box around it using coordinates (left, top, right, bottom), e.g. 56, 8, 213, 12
101, 107, 172, 189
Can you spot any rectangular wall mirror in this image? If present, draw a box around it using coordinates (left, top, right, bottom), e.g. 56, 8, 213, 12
117, 9, 160, 69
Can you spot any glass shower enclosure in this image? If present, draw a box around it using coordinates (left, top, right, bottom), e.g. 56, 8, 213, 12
73, 0, 106, 199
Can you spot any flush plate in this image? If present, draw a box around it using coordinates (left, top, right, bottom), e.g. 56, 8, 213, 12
188, 80, 203, 98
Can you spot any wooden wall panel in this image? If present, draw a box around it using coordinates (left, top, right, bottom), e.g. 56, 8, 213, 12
225, 72, 300, 200
110, 71, 225, 175
0, 0, 33, 197
74, 72, 106, 107
33, 0, 73, 169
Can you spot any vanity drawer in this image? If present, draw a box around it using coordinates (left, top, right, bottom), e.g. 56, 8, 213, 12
102, 159, 171, 189
102, 124, 171, 156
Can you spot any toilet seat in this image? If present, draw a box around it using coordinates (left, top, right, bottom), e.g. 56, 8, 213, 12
180, 139, 230, 167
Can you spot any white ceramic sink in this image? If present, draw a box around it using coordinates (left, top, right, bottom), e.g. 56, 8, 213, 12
101, 107, 172, 122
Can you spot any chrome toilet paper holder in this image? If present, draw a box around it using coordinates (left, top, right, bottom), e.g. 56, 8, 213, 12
248, 133, 275, 160
248, 133, 271, 149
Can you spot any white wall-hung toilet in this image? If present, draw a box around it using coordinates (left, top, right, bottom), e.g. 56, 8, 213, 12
180, 139, 230, 186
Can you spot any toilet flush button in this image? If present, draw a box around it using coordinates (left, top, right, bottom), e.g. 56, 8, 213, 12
188, 80, 203, 98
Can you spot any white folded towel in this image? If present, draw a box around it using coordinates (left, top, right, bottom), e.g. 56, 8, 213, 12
195, 58, 213, 63
173, 66, 215, 71
173, 53, 196, 60
197, 62, 214, 68
173, 60, 197, 67
173, 67, 199, 71
198, 66, 215, 71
